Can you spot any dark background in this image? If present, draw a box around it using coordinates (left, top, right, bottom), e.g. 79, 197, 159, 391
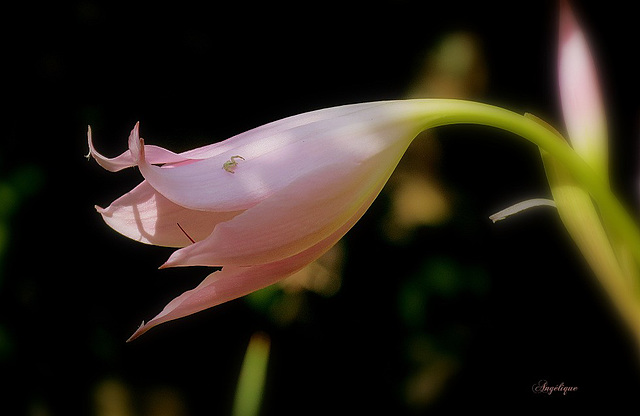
2, 0, 640, 414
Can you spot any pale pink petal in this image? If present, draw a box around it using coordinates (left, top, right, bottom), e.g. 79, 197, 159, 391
129, 101, 429, 212
127, 166, 383, 341
558, 0, 607, 174
91, 105, 385, 173
161, 135, 410, 267
96, 180, 242, 247
87, 123, 204, 172
175, 103, 387, 159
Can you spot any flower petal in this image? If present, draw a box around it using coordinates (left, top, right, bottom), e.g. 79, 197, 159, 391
177, 102, 385, 159
160, 129, 410, 267
129, 101, 434, 212
558, 0, 608, 177
87, 123, 198, 172
127, 166, 382, 341
90, 105, 389, 174
97, 180, 241, 247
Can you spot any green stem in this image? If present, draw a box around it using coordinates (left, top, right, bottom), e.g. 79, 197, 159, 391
423, 100, 640, 270
232, 332, 270, 416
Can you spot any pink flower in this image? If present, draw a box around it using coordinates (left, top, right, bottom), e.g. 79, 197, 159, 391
490, 1, 609, 222
89, 101, 448, 340
558, 0, 608, 177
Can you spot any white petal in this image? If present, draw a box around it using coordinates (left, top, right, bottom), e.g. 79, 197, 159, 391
489, 198, 557, 223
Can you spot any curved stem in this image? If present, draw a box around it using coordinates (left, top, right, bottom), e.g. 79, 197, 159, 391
423, 100, 640, 270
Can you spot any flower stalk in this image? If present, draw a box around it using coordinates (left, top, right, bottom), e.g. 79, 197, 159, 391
430, 100, 640, 265
422, 100, 640, 270
425, 99, 640, 346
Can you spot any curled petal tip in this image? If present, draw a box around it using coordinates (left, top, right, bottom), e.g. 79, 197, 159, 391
159, 252, 182, 269
86, 124, 142, 172
159, 251, 183, 269
85, 126, 93, 160
126, 321, 147, 342
127, 122, 145, 164
86, 125, 97, 161
158, 253, 205, 269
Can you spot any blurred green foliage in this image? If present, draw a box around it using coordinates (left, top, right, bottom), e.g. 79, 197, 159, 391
0, 166, 42, 277
397, 256, 490, 409
0, 164, 43, 264
398, 257, 490, 330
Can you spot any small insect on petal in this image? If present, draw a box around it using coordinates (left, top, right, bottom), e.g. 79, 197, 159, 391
222, 155, 245, 174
